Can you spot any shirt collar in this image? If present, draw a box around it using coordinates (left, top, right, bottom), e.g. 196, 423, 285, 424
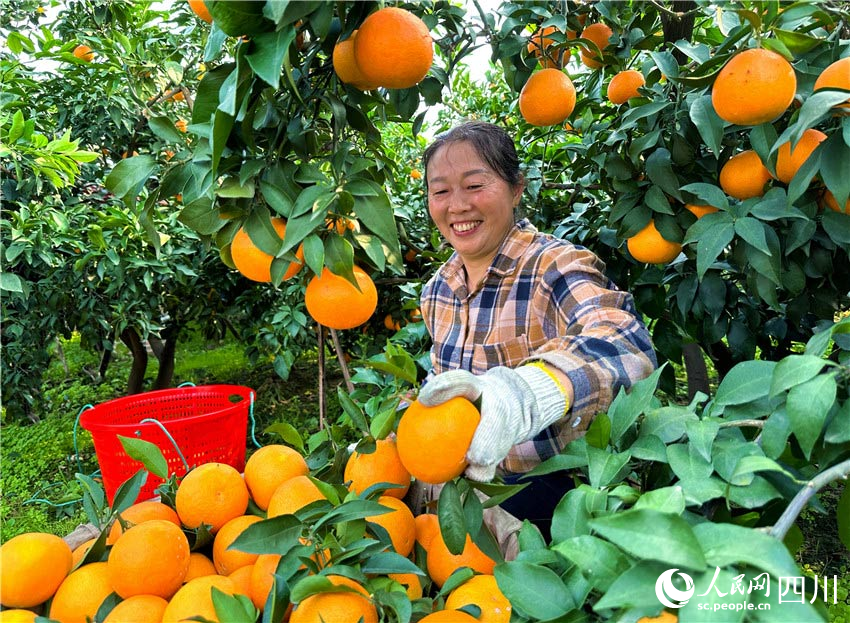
438, 219, 538, 291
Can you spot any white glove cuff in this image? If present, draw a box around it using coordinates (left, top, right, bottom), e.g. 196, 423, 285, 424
515, 364, 568, 434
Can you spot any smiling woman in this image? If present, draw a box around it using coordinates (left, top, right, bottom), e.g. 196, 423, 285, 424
415, 121, 657, 542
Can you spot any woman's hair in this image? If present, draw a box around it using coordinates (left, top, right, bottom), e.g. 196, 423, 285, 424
422, 121, 523, 189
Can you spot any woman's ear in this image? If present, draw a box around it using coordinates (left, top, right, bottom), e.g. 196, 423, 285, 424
513, 176, 526, 205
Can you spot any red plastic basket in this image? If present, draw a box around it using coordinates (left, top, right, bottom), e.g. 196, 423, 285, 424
79, 384, 254, 504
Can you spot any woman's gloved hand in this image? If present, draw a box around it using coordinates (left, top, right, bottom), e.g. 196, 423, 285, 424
418, 365, 567, 481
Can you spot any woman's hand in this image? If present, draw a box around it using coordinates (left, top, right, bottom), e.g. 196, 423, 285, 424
418, 365, 567, 481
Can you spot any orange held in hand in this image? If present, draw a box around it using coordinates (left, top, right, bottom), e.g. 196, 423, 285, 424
304, 266, 378, 330
396, 396, 480, 484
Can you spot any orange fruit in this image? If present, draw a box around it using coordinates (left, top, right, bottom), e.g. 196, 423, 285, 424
414, 513, 440, 550
107, 500, 181, 544
719, 150, 772, 199
73, 44, 94, 61
175, 462, 250, 533
366, 496, 416, 557
103, 594, 169, 623
824, 190, 850, 214
445, 574, 512, 623
290, 575, 378, 623
244, 444, 309, 510
107, 519, 190, 599
333, 30, 379, 90
71, 538, 98, 568
397, 397, 480, 484
626, 220, 682, 264
344, 437, 411, 499
212, 515, 262, 575
426, 531, 497, 588
250, 553, 281, 610
231, 217, 304, 283
579, 22, 613, 68
684, 204, 719, 219
519, 68, 576, 126
161, 575, 237, 623
814, 56, 850, 109
775, 128, 827, 184
388, 573, 424, 600
228, 564, 255, 597
384, 314, 402, 331
526, 25, 569, 69
304, 266, 378, 330
188, 0, 212, 23
175, 118, 188, 132
607, 69, 646, 104
184, 552, 217, 582
711, 48, 797, 126
0, 532, 72, 608
638, 612, 678, 623
418, 612, 479, 623
410, 169, 422, 180
354, 7, 434, 89
267, 474, 327, 517
49, 562, 114, 623
0, 611, 37, 623
326, 216, 357, 235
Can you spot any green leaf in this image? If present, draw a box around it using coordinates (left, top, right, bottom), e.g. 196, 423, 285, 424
769, 355, 827, 397
438, 481, 467, 555
680, 182, 728, 211
586, 446, 631, 488
825, 399, 850, 444
247, 28, 295, 89
262, 422, 305, 453
645, 148, 682, 201
105, 155, 157, 202
774, 28, 820, 54
111, 470, 148, 513
494, 561, 576, 620
786, 373, 836, 458
714, 360, 776, 406
693, 522, 802, 578
217, 177, 255, 198
689, 95, 724, 156
639, 406, 699, 443
685, 216, 734, 280
634, 486, 686, 514
360, 552, 425, 575
594, 560, 671, 610
734, 217, 770, 255
117, 435, 168, 480
684, 419, 720, 462
352, 188, 401, 250
608, 365, 665, 444
821, 133, 850, 209
551, 487, 592, 543
337, 386, 368, 434
584, 412, 611, 449
590, 509, 707, 570
211, 588, 257, 623
667, 443, 713, 481
229, 515, 303, 555
369, 407, 396, 441
0, 273, 24, 293
7, 110, 24, 143
314, 499, 391, 531
552, 535, 631, 592
148, 115, 184, 143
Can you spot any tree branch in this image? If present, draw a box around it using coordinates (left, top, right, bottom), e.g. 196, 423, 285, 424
769, 458, 850, 540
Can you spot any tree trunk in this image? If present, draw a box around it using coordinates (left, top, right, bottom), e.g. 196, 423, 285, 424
660, 1, 697, 53
98, 344, 113, 382
147, 335, 165, 360
120, 327, 148, 395
153, 327, 178, 390
54, 337, 69, 376
683, 342, 710, 400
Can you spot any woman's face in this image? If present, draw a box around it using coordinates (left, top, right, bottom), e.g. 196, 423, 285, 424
426, 141, 523, 269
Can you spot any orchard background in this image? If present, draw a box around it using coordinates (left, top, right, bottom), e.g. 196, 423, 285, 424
1, 0, 850, 621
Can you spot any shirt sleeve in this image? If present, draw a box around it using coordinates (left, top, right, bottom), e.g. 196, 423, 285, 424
525, 246, 658, 428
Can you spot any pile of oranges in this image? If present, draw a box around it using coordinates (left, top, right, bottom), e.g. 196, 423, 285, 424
0, 397, 515, 622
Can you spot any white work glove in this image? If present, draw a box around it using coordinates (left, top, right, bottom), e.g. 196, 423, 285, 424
418, 365, 567, 482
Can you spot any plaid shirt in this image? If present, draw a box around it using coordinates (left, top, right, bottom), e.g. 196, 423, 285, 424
421, 220, 657, 475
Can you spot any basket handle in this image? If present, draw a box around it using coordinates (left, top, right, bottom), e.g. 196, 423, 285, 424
139, 418, 190, 473
249, 390, 261, 449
